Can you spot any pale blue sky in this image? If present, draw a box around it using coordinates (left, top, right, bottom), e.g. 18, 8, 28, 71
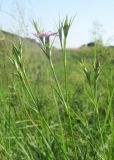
0, 0, 114, 47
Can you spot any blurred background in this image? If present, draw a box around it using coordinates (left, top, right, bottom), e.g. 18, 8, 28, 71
0, 0, 114, 48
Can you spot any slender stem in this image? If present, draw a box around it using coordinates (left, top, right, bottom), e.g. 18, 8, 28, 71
49, 52, 77, 158
63, 38, 68, 102
96, 107, 107, 159
53, 91, 67, 160
68, 109, 77, 158
63, 37, 77, 158
93, 58, 106, 158
94, 36, 97, 65
49, 54, 68, 114
23, 68, 36, 105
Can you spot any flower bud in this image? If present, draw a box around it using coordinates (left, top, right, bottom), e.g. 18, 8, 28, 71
63, 16, 70, 38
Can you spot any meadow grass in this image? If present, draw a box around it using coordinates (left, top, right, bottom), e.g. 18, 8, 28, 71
0, 17, 114, 160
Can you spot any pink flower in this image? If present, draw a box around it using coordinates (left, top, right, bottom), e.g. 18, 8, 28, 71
33, 31, 58, 38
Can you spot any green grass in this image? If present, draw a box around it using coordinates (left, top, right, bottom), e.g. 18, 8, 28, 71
0, 28, 114, 160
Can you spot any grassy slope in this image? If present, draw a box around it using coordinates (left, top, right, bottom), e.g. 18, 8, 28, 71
0, 30, 114, 159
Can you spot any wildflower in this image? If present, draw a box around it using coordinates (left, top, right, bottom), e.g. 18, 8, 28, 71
33, 31, 57, 59
33, 31, 58, 38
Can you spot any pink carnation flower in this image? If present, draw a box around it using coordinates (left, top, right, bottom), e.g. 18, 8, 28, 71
33, 31, 58, 38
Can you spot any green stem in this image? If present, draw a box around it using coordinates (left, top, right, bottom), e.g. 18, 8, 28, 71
68, 109, 77, 158
49, 55, 68, 114
63, 38, 77, 158
49, 52, 77, 158
23, 68, 36, 105
93, 68, 106, 159
94, 36, 97, 64
53, 91, 67, 160
96, 108, 106, 159
63, 38, 68, 102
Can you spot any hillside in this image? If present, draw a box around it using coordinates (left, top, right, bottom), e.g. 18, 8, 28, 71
0, 30, 114, 159
0, 30, 114, 86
